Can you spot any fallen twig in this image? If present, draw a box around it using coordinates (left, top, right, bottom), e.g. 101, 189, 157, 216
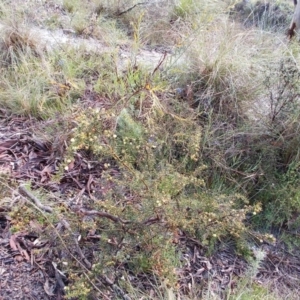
152, 51, 167, 76
74, 238, 92, 269
143, 215, 160, 225
18, 185, 53, 213
116, 2, 147, 16
76, 207, 132, 224
76, 207, 161, 226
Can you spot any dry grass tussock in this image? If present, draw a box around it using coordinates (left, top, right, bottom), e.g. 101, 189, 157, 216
173, 11, 291, 119
0, 22, 43, 65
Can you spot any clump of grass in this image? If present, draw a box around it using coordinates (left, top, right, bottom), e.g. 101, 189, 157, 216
233, 0, 293, 33
0, 22, 58, 117
0, 27, 131, 118
0, 22, 42, 66
60, 0, 130, 43
0, 53, 78, 118
0, 39, 102, 117
174, 19, 261, 118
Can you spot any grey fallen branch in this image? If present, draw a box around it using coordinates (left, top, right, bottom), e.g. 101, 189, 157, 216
18, 185, 53, 213
77, 208, 132, 224
76, 207, 161, 226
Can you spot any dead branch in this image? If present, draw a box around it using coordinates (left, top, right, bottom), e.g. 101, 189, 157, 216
18, 185, 53, 213
116, 2, 147, 16
143, 215, 160, 225
76, 207, 131, 224
152, 51, 167, 76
